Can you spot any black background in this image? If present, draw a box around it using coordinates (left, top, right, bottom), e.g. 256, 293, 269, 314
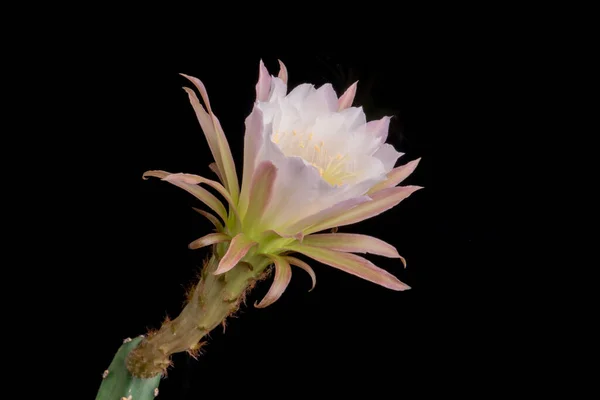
81, 51, 510, 398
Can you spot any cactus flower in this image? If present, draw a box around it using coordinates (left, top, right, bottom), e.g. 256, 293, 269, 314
95, 60, 424, 395
143, 59, 422, 308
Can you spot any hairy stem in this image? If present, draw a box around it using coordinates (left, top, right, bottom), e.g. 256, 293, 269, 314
126, 252, 270, 378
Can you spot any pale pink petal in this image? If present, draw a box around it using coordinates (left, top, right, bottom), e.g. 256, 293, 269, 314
338, 81, 358, 111
141, 170, 170, 180
238, 106, 264, 218
192, 207, 224, 232
284, 256, 316, 291
180, 74, 240, 202
286, 243, 410, 291
301, 233, 401, 259
214, 233, 257, 275
208, 162, 224, 184
304, 186, 423, 235
368, 158, 422, 195
282, 196, 372, 237
255, 59, 272, 102
365, 116, 391, 143
188, 232, 230, 250
243, 161, 278, 228
179, 73, 213, 113
143, 170, 228, 222
254, 254, 292, 308
277, 59, 288, 84
181, 87, 224, 179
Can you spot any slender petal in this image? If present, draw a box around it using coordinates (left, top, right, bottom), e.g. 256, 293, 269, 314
277, 59, 288, 84
180, 74, 240, 202
304, 186, 423, 235
284, 256, 316, 291
161, 172, 240, 221
208, 162, 223, 183
244, 161, 277, 228
368, 158, 422, 195
238, 106, 265, 218
338, 81, 358, 111
192, 207, 224, 232
286, 243, 410, 291
214, 233, 257, 275
301, 233, 401, 259
181, 87, 224, 183
255, 59, 272, 102
180, 73, 213, 113
143, 170, 228, 223
283, 196, 372, 237
188, 232, 230, 250
208, 113, 240, 203
254, 254, 292, 308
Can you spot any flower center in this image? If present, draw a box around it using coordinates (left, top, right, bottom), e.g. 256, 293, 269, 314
271, 130, 356, 186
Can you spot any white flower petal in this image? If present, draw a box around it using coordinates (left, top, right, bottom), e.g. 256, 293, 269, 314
258, 139, 337, 230
269, 77, 287, 101
373, 143, 403, 171
300, 84, 339, 120
339, 106, 366, 131
247, 69, 420, 236
285, 84, 315, 107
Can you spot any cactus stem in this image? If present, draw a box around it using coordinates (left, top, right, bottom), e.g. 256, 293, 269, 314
223, 291, 238, 303
126, 254, 271, 378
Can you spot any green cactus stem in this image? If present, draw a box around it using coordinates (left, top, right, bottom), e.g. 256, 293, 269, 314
95, 336, 161, 400
125, 252, 272, 379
